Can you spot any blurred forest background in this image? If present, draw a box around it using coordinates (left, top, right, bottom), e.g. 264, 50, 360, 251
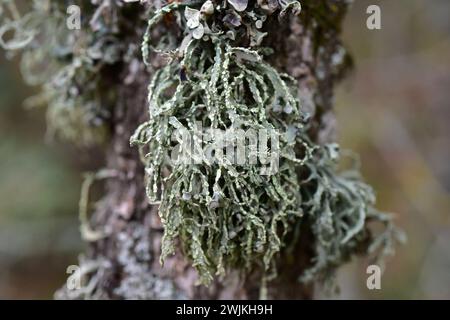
0, 0, 449, 299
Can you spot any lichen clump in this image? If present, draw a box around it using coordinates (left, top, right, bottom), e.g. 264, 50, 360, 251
131, 0, 403, 286
0, 0, 134, 145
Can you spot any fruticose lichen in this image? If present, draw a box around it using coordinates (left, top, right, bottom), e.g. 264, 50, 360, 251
1, 0, 404, 293
131, 0, 404, 286
0, 0, 135, 145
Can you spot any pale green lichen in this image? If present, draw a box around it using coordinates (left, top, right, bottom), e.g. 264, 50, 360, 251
131, 0, 404, 286
0, 0, 131, 145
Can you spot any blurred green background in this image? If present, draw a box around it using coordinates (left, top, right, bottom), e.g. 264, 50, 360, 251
334, 0, 450, 299
0, 0, 449, 299
0, 56, 83, 297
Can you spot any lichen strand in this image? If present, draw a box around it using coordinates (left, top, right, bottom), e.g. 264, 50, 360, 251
131, 0, 403, 288
0, 0, 140, 145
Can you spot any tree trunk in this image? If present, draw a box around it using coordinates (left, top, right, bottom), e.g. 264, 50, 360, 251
55, 0, 351, 300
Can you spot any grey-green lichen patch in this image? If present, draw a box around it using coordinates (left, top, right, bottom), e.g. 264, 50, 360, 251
56, 224, 185, 300
0, 0, 136, 145
131, 0, 404, 287
113, 224, 187, 300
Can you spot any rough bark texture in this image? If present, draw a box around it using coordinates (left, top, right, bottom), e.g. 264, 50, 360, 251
56, 0, 351, 300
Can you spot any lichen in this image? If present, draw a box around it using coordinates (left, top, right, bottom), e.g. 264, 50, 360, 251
131, 0, 404, 287
55, 225, 185, 300
0, 0, 136, 145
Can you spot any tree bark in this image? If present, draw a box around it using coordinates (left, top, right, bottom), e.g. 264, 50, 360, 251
56, 0, 351, 300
